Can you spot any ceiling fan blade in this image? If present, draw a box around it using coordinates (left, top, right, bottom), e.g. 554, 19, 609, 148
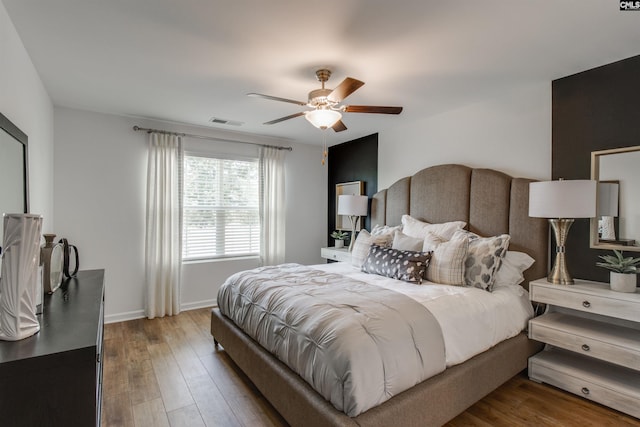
344, 105, 403, 114
327, 78, 365, 103
263, 111, 306, 125
332, 120, 347, 132
248, 93, 307, 106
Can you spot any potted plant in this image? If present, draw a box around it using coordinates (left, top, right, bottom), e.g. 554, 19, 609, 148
330, 230, 348, 249
596, 249, 640, 292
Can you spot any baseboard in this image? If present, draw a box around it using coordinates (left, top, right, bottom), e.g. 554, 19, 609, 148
104, 299, 218, 324
181, 298, 217, 311
105, 309, 145, 324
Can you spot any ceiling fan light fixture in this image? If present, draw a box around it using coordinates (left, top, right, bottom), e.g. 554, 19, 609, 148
305, 109, 342, 130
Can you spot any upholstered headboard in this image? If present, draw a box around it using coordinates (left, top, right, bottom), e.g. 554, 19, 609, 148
371, 164, 548, 288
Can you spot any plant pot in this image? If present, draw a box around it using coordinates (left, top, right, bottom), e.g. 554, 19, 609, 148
610, 272, 637, 293
334, 240, 344, 249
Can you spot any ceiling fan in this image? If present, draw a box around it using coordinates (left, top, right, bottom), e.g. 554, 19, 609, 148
248, 69, 403, 132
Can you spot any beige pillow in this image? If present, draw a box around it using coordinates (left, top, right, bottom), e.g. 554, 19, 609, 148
350, 230, 394, 268
392, 231, 424, 252
425, 234, 469, 286
401, 215, 466, 241
371, 224, 402, 237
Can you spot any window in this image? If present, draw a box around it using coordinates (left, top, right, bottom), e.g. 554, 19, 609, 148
182, 153, 260, 261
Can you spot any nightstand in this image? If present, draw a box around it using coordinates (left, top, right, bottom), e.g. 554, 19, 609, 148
320, 246, 351, 263
528, 278, 640, 418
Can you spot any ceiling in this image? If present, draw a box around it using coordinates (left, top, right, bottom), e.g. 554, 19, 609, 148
4, 0, 640, 145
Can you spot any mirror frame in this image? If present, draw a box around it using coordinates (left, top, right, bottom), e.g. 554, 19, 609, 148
590, 145, 640, 252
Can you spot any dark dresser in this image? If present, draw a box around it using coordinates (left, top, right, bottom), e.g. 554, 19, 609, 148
0, 269, 105, 427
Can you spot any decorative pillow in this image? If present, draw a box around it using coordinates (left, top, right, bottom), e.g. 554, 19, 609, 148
425, 235, 469, 286
401, 215, 466, 241
350, 230, 394, 268
453, 229, 511, 291
362, 245, 431, 284
423, 231, 448, 252
392, 231, 424, 252
493, 251, 536, 288
371, 224, 402, 237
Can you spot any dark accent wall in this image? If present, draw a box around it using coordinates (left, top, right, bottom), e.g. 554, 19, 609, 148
327, 133, 378, 246
552, 54, 640, 283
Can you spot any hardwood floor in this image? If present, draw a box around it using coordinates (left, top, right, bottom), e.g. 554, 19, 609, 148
103, 308, 640, 427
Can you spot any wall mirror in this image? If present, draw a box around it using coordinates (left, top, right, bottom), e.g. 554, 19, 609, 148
335, 181, 364, 231
590, 145, 640, 252
0, 113, 29, 248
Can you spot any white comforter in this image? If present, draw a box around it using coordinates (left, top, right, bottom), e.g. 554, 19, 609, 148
314, 262, 534, 367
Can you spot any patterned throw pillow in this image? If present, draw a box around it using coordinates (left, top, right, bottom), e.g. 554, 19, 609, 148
452, 230, 511, 291
361, 245, 431, 284
350, 230, 394, 268
425, 234, 469, 286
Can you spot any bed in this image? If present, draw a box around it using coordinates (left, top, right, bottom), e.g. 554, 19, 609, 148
211, 164, 548, 426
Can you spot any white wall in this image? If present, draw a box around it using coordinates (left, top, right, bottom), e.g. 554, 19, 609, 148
378, 83, 552, 188
0, 1, 54, 232
53, 107, 326, 322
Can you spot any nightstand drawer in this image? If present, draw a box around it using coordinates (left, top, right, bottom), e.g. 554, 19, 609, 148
529, 312, 640, 370
320, 247, 351, 263
529, 349, 640, 418
530, 282, 640, 322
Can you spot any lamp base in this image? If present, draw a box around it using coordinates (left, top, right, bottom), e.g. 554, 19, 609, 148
348, 215, 360, 252
547, 218, 574, 285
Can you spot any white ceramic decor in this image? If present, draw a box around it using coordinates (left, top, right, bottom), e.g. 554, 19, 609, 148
0, 213, 43, 340
610, 271, 638, 293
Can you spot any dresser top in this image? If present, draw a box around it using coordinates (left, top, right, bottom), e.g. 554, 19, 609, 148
530, 277, 640, 302
0, 269, 104, 365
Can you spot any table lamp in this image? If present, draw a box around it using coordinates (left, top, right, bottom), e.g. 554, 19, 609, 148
529, 179, 597, 284
337, 195, 368, 252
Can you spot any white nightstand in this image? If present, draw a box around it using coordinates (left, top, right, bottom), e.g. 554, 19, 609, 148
528, 278, 640, 418
320, 246, 351, 263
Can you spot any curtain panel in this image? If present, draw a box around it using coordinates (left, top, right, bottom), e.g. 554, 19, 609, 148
145, 133, 183, 319
259, 146, 286, 265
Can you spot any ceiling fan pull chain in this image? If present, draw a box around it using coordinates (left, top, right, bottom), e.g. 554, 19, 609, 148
321, 132, 327, 166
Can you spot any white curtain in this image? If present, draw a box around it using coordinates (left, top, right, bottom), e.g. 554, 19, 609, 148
145, 133, 183, 319
260, 146, 286, 266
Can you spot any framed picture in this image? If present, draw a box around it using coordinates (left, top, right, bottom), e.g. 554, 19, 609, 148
335, 181, 364, 231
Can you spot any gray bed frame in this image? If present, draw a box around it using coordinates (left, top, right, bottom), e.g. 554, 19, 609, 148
211, 164, 548, 426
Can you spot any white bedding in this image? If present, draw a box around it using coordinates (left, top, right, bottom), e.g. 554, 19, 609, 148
313, 262, 534, 366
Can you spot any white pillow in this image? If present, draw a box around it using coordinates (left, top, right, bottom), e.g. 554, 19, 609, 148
493, 251, 536, 288
401, 215, 466, 241
350, 230, 394, 268
392, 231, 424, 252
425, 234, 469, 286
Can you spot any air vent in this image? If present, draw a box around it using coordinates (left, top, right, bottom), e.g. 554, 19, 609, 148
209, 117, 244, 126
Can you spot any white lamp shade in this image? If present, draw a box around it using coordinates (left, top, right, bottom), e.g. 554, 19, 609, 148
305, 109, 342, 129
529, 180, 597, 218
338, 195, 368, 216
597, 182, 619, 217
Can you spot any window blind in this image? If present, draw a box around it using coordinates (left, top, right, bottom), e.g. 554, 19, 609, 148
182, 154, 260, 260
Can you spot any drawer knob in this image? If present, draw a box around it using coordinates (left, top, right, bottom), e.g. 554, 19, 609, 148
581, 387, 590, 395
582, 301, 591, 308
581, 344, 590, 352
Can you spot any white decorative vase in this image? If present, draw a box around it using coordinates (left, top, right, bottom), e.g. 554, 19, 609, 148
610, 271, 637, 293
0, 214, 43, 341
335, 239, 344, 249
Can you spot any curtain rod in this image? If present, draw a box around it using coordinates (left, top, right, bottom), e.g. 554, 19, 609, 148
132, 126, 293, 151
